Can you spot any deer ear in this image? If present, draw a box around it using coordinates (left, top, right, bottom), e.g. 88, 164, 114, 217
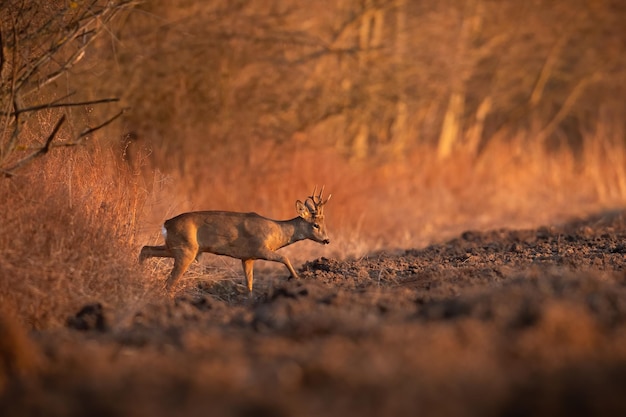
296, 200, 311, 219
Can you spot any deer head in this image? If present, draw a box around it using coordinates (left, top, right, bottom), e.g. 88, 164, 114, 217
295, 185, 331, 244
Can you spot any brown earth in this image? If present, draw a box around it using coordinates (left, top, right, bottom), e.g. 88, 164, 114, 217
4, 211, 626, 416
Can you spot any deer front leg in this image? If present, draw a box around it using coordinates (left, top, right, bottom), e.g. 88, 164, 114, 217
260, 251, 299, 280
282, 256, 299, 280
242, 259, 255, 293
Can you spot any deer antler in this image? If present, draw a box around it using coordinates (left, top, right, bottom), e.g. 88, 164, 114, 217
306, 185, 332, 215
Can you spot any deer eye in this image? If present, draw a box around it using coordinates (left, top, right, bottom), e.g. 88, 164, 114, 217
313, 223, 320, 229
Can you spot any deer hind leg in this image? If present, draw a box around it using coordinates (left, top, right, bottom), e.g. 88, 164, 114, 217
139, 245, 173, 263
242, 259, 255, 293
165, 244, 198, 291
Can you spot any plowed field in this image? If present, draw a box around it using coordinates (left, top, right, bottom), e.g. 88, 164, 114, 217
4, 211, 626, 417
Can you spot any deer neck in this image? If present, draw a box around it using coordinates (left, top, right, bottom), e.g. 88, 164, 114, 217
278, 217, 310, 247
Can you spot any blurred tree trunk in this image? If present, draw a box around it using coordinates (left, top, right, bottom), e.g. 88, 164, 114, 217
438, 90, 465, 159
389, 0, 408, 157
351, 0, 384, 159
437, 0, 485, 159
98, 0, 626, 168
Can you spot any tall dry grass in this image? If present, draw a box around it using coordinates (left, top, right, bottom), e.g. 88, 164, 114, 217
0, 140, 160, 330
139, 125, 626, 267
2, 114, 625, 330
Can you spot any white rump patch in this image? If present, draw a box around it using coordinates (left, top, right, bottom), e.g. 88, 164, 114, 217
161, 225, 167, 239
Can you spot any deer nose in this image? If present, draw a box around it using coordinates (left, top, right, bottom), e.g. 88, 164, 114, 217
323, 238, 330, 244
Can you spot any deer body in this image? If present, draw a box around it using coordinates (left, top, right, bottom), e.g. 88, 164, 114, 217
140, 188, 331, 292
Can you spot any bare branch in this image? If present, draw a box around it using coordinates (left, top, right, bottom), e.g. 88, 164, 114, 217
17, 11, 103, 95
2, 115, 66, 177
0, 97, 120, 116
15, 107, 129, 152
1, 1, 137, 176
12, 1, 138, 97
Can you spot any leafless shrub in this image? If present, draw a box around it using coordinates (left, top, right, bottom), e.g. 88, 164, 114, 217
0, 0, 136, 177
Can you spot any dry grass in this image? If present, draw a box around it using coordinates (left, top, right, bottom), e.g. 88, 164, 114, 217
0, 141, 161, 329
140, 129, 626, 265
2, 118, 626, 329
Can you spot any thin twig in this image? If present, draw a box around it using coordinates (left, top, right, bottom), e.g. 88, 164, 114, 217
76, 107, 128, 140
2, 22, 20, 163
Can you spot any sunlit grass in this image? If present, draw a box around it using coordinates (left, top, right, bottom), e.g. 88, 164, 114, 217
0, 142, 160, 329
2, 120, 626, 329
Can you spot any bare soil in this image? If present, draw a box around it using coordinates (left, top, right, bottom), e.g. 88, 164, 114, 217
4, 211, 626, 417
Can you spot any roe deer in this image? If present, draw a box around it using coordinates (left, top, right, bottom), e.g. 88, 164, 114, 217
139, 186, 331, 292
